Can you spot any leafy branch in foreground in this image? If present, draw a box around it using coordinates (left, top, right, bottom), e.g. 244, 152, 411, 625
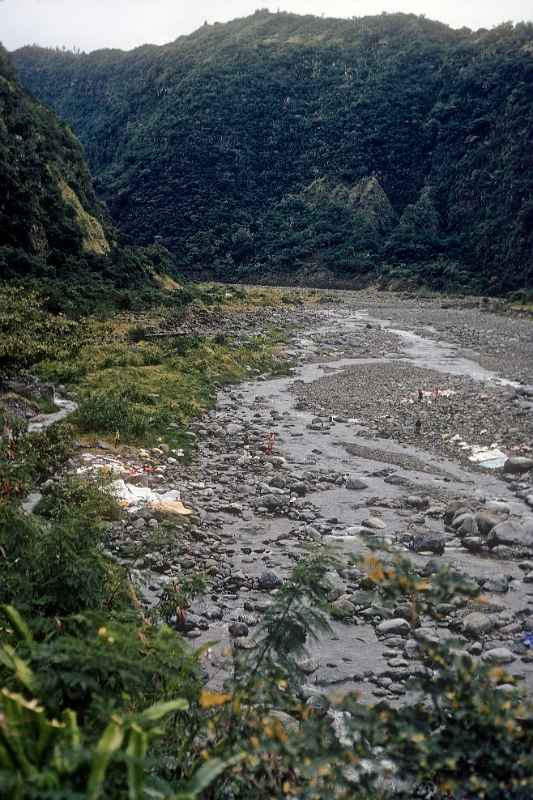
0, 606, 236, 800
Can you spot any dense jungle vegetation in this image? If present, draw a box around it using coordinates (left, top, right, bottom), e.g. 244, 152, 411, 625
0, 43, 186, 314
13, 11, 533, 294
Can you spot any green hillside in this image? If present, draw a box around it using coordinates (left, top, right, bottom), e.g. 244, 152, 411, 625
13, 12, 533, 293
0, 44, 112, 261
0, 44, 182, 313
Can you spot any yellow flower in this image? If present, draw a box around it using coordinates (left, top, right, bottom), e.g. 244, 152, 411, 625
199, 690, 232, 708
365, 556, 385, 583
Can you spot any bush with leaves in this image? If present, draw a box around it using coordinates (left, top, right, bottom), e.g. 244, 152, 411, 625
0, 493, 125, 618
175, 550, 533, 800
0, 607, 233, 800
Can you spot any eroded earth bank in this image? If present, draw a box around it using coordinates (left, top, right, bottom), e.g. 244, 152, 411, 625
70, 291, 533, 703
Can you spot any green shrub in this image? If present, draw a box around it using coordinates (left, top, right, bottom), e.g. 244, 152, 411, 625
36, 475, 121, 522
75, 389, 156, 441
0, 503, 125, 617
0, 422, 74, 498
8, 612, 203, 729
0, 606, 233, 799
128, 324, 149, 343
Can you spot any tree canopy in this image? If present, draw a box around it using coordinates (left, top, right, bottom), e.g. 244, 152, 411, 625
12, 12, 533, 293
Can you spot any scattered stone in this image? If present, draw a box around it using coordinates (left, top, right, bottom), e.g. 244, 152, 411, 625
503, 457, 533, 475
462, 612, 496, 637
229, 622, 249, 638
482, 647, 515, 664
377, 619, 411, 636
256, 570, 283, 590
345, 476, 369, 490
488, 521, 533, 549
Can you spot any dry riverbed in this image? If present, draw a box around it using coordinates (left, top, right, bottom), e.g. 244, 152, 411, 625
40, 290, 533, 705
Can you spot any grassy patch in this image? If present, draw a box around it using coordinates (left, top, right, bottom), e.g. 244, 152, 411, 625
1, 281, 294, 448
72, 336, 286, 445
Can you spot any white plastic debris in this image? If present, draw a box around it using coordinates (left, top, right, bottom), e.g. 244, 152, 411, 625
468, 446, 507, 469
110, 480, 192, 515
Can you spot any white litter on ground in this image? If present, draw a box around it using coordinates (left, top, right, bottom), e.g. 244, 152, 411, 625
447, 434, 507, 469
468, 446, 507, 470
110, 479, 192, 515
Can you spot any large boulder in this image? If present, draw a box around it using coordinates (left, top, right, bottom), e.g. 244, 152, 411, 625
503, 456, 533, 475
377, 618, 411, 636
482, 647, 515, 664
488, 521, 533, 549
475, 511, 501, 537
462, 612, 496, 637
345, 475, 369, 490
411, 532, 445, 555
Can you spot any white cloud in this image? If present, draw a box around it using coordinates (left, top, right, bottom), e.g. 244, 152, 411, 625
1, 0, 531, 52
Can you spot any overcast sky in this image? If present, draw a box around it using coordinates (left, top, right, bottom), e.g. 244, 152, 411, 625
1, 0, 532, 52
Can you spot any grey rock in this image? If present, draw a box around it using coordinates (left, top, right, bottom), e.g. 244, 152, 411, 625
259, 493, 289, 512
475, 511, 501, 537
257, 570, 283, 590
444, 501, 470, 527
377, 618, 411, 636
452, 512, 474, 530
229, 622, 249, 638
345, 476, 369, 490
200, 605, 224, 621
21, 492, 43, 514
462, 612, 496, 637
171, 612, 205, 633
405, 495, 430, 510
350, 590, 376, 608
411, 531, 445, 555
297, 658, 320, 675
488, 521, 533, 549
483, 576, 509, 593
482, 647, 515, 664
324, 571, 346, 593
363, 516, 386, 531
226, 423, 244, 435
503, 456, 533, 475
485, 501, 511, 514
457, 516, 479, 537
331, 596, 356, 618
463, 537, 483, 552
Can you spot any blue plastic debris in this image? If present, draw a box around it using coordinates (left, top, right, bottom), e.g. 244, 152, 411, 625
522, 633, 533, 649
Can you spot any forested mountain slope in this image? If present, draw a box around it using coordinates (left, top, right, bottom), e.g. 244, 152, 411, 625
0, 44, 111, 263
0, 44, 181, 312
13, 12, 533, 293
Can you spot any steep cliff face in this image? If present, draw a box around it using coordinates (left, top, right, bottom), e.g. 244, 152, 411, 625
0, 44, 110, 262
12, 12, 533, 292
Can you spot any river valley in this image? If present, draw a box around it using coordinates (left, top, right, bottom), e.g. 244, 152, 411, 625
49, 290, 533, 705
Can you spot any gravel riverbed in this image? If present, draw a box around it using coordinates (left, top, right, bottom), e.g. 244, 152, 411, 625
57, 290, 533, 705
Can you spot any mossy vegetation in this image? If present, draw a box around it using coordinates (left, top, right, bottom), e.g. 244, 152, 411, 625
0, 282, 289, 456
